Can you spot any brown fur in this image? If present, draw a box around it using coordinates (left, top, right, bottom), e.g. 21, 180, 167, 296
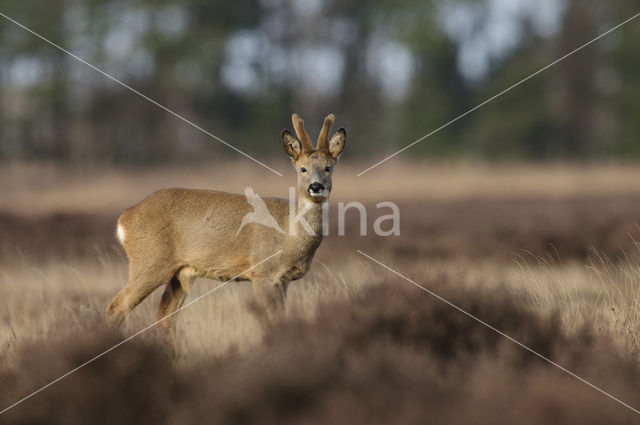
291, 113, 314, 153
105, 114, 346, 341
316, 114, 335, 152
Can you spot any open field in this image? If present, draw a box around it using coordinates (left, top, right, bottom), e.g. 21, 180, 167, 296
2, 162, 640, 423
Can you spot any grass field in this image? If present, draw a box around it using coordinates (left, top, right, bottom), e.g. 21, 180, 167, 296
2, 162, 640, 424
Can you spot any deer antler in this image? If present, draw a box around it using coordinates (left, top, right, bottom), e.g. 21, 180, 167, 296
316, 114, 335, 152
291, 113, 314, 152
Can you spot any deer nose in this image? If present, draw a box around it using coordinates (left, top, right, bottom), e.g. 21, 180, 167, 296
308, 183, 325, 193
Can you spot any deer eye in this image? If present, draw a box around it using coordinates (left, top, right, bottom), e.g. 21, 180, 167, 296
324, 167, 331, 172
301, 167, 307, 173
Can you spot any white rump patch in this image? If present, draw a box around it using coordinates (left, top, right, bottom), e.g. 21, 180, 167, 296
116, 224, 126, 244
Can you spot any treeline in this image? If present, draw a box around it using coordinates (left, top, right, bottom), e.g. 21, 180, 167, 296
0, 0, 638, 164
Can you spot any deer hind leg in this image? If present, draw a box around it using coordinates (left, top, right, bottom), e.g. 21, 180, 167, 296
156, 267, 196, 346
106, 263, 173, 327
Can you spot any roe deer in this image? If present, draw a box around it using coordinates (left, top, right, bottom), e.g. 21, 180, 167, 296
106, 113, 346, 341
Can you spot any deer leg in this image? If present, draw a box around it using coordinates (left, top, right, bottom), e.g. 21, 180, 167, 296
106, 264, 172, 326
251, 277, 288, 320
156, 271, 195, 347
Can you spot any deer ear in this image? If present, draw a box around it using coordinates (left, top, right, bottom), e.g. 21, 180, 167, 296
328, 128, 346, 159
282, 130, 302, 160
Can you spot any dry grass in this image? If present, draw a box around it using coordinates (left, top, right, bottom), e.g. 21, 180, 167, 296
0, 250, 374, 364
508, 251, 640, 358
4, 253, 640, 360
2, 162, 640, 423
2, 277, 640, 425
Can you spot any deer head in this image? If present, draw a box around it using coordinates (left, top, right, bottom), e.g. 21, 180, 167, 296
282, 113, 346, 203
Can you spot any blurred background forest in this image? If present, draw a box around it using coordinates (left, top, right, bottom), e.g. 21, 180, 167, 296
0, 0, 639, 165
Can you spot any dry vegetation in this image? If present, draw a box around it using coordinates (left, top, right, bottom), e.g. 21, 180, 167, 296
1, 161, 640, 424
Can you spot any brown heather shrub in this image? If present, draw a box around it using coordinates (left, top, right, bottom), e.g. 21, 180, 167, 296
4, 194, 640, 263
0, 212, 118, 262
1, 281, 640, 424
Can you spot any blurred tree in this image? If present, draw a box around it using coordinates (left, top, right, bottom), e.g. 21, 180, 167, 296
607, 0, 640, 158
0, 0, 639, 164
553, 0, 605, 158
462, 0, 640, 160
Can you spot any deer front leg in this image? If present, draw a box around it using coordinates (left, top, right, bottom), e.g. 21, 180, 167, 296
251, 277, 288, 320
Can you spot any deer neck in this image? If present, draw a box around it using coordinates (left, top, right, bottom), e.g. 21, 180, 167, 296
290, 196, 325, 246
